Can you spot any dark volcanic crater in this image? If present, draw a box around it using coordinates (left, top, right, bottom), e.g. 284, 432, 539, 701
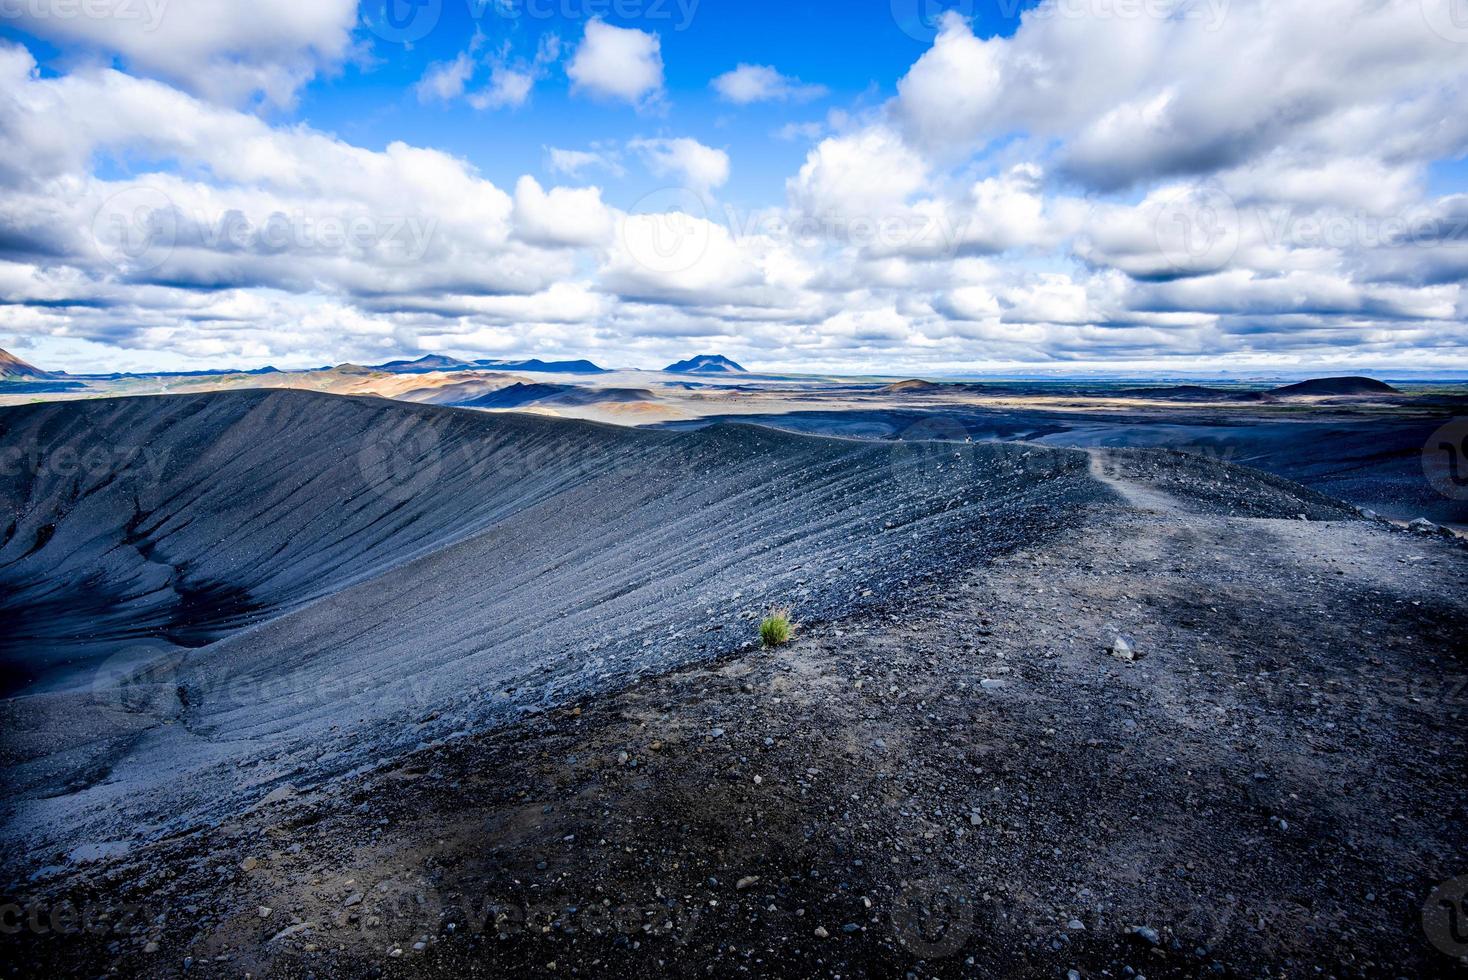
1, 390, 1101, 868
0, 394, 1462, 980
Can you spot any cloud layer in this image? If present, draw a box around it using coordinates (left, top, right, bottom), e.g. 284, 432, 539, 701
4, 0, 358, 107
2, 1, 1468, 374
567, 18, 663, 106
712, 64, 827, 104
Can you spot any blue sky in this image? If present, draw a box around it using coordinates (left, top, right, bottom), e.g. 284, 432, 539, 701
284, 0, 1035, 208
1, 0, 1467, 375
10, 0, 1039, 206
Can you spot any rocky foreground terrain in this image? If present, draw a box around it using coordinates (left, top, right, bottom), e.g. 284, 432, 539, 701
2, 394, 1465, 977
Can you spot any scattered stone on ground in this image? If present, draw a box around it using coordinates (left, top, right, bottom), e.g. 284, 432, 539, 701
3, 449, 1465, 979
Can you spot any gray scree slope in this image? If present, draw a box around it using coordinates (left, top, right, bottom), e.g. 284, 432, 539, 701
1, 390, 1109, 864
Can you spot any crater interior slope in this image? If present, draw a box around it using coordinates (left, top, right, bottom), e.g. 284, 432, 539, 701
2, 389, 1122, 864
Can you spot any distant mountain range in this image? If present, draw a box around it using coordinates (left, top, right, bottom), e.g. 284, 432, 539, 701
0, 348, 51, 379
664, 354, 746, 374
348, 353, 755, 376
371, 355, 468, 373
0, 345, 1412, 406
370, 355, 608, 375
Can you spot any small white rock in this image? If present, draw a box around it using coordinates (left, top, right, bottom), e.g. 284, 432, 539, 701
1108, 634, 1140, 662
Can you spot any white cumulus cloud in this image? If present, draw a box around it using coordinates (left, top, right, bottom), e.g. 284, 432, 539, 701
415, 53, 476, 104
547, 146, 625, 179
630, 137, 730, 194
2, 0, 357, 107
712, 64, 826, 104
567, 19, 663, 106
512, 176, 614, 247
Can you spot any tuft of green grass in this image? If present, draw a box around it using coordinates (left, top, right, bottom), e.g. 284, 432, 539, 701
759, 607, 792, 647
